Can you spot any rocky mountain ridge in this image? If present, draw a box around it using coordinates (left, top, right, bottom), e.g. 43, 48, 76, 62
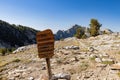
0, 20, 114, 48
0, 20, 86, 48
0, 20, 38, 48
54, 24, 86, 40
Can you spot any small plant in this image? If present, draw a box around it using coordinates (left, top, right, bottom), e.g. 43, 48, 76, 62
23, 59, 32, 64
81, 34, 87, 39
75, 27, 85, 39
68, 62, 89, 74
0, 62, 9, 67
0, 48, 6, 56
80, 48, 88, 52
0, 67, 7, 72
68, 68, 77, 75
56, 58, 62, 64
102, 61, 114, 65
60, 38, 64, 41
118, 51, 120, 55
80, 57, 85, 59
7, 48, 16, 53
100, 42, 108, 45
12, 58, 21, 62
90, 56, 96, 61
117, 72, 120, 77
80, 62, 89, 71
0, 48, 16, 56
0, 76, 7, 80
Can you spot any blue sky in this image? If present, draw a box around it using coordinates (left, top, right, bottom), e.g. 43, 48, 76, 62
0, 0, 120, 33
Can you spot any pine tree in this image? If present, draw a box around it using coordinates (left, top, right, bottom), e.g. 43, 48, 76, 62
89, 19, 102, 36
75, 27, 85, 39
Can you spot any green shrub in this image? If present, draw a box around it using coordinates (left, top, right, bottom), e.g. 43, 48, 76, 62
89, 19, 102, 37
118, 51, 120, 55
0, 48, 16, 56
81, 34, 87, 39
117, 72, 120, 77
90, 56, 96, 61
75, 27, 85, 39
0, 48, 6, 56
12, 58, 21, 62
60, 38, 64, 41
8, 48, 16, 53
102, 61, 114, 65
80, 62, 89, 71
56, 58, 62, 64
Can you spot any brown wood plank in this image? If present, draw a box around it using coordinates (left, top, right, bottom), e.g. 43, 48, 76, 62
38, 53, 54, 58
37, 31, 51, 36
38, 51, 54, 55
37, 40, 54, 45
38, 45, 54, 48
38, 46, 54, 49
38, 45, 54, 49
36, 37, 54, 42
36, 34, 54, 40
37, 42, 54, 45
37, 30, 52, 37
38, 47, 54, 51
38, 43, 54, 46
37, 32, 53, 36
38, 48, 54, 53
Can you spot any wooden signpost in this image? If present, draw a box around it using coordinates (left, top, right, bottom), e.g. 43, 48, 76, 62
36, 29, 54, 80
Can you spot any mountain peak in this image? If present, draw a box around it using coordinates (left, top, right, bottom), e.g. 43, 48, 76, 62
55, 24, 84, 40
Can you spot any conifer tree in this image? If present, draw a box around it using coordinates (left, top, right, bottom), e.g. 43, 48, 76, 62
89, 19, 102, 36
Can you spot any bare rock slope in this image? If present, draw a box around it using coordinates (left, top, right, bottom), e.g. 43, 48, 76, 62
0, 33, 120, 80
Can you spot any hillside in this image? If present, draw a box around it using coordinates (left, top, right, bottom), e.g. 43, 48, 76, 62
0, 33, 120, 80
0, 20, 87, 48
0, 20, 38, 48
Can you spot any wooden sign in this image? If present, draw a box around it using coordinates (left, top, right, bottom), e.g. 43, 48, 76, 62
36, 29, 54, 58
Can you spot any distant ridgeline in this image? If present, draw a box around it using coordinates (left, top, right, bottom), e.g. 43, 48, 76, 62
54, 25, 113, 40
54, 24, 86, 40
0, 20, 85, 48
0, 20, 113, 48
0, 20, 38, 48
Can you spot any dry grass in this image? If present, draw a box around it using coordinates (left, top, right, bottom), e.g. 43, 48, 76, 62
118, 51, 120, 55
80, 48, 88, 52
102, 61, 114, 65
90, 56, 96, 61
12, 58, 21, 62
80, 61, 89, 71
0, 62, 9, 67
0, 46, 37, 67
117, 72, 120, 77
56, 58, 63, 64
0, 58, 21, 67
0, 77, 7, 80
67, 61, 89, 75
0, 67, 7, 72
55, 38, 79, 49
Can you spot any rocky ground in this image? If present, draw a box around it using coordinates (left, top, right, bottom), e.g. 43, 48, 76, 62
0, 33, 120, 80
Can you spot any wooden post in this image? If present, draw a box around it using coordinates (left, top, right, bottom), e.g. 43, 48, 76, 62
46, 58, 52, 80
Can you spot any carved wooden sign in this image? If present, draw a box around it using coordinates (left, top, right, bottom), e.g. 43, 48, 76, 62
36, 29, 54, 58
